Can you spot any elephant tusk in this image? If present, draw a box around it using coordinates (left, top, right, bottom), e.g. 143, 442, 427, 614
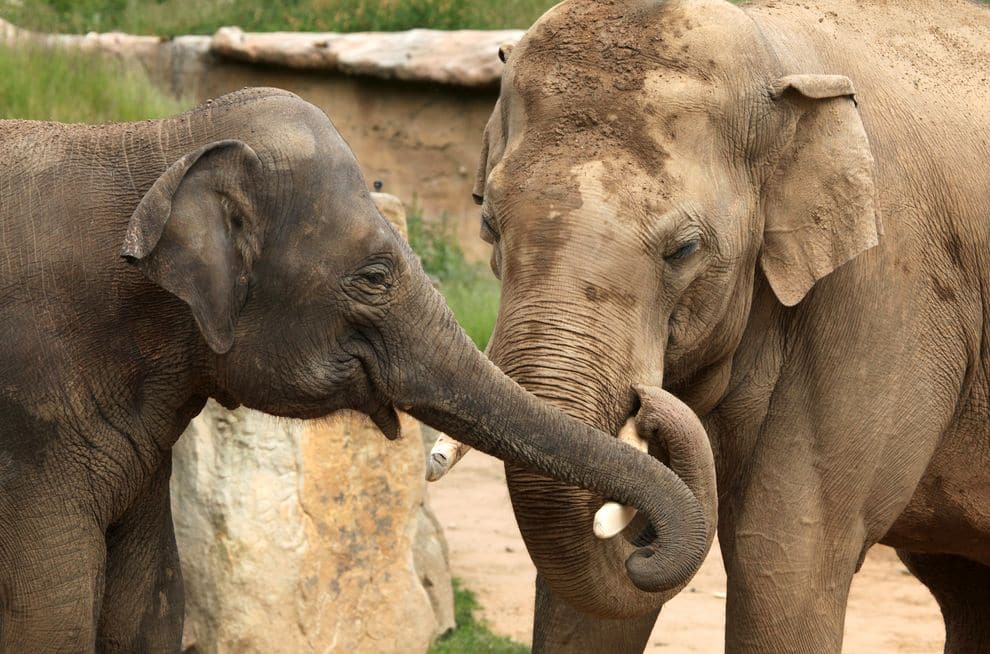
426, 433, 471, 481
593, 418, 649, 539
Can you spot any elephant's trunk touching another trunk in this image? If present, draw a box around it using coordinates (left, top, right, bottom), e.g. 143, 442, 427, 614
386, 283, 715, 616
504, 384, 716, 617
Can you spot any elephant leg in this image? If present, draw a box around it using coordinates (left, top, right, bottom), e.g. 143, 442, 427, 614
0, 492, 106, 653
532, 575, 660, 654
898, 551, 990, 654
721, 499, 865, 654
97, 458, 183, 653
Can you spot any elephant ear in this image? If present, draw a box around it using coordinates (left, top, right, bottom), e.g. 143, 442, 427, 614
121, 140, 264, 354
760, 74, 881, 307
472, 97, 506, 206
473, 43, 515, 205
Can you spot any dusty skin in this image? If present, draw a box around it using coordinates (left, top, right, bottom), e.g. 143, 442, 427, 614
430, 450, 945, 653
435, 0, 990, 650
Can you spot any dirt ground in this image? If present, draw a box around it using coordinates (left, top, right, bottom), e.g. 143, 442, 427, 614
429, 450, 946, 653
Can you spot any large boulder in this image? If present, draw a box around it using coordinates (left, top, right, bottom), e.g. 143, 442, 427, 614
169, 193, 453, 653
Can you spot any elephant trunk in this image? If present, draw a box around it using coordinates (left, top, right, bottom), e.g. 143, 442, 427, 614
484, 305, 717, 617
379, 273, 711, 614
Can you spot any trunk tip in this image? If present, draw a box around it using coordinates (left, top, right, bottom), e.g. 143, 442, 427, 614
425, 451, 450, 481
625, 542, 706, 593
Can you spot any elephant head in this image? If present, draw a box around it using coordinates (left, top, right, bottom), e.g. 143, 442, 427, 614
119, 88, 714, 597
462, 0, 879, 617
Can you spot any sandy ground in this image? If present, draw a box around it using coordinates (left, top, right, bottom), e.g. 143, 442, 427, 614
428, 450, 945, 653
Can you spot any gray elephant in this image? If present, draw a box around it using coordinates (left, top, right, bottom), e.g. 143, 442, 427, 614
0, 87, 717, 652
429, 0, 990, 651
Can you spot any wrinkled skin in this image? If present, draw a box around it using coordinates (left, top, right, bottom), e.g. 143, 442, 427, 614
0, 88, 717, 652
440, 0, 990, 652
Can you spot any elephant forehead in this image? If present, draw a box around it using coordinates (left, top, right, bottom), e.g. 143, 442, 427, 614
505, 0, 749, 178
503, 160, 657, 251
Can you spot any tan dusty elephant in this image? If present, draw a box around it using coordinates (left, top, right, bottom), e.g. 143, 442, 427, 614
428, 0, 990, 652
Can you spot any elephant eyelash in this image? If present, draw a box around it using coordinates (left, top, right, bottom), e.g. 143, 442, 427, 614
480, 213, 499, 243
665, 239, 701, 262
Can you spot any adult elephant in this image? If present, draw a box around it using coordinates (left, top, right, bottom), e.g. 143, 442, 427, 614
429, 0, 990, 651
0, 88, 716, 652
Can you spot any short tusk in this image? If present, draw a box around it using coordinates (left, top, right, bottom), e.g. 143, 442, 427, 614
593, 418, 649, 539
426, 433, 471, 481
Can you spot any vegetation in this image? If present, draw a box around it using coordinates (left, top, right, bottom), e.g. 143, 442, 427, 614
0, 0, 556, 36
429, 579, 528, 654
407, 208, 500, 349
0, 43, 186, 122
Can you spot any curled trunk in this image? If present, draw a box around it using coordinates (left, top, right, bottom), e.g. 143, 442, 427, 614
380, 275, 712, 614
505, 385, 716, 617
477, 297, 718, 617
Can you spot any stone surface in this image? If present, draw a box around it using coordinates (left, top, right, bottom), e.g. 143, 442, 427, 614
169, 193, 453, 653
371, 191, 409, 239
211, 27, 523, 88
171, 407, 453, 654
1, 18, 521, 89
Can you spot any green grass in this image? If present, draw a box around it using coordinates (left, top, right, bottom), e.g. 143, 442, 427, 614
0, 42, 187, 122
408, 208, 500, 350
0, 0, 555, 36
429, 579, 528, 654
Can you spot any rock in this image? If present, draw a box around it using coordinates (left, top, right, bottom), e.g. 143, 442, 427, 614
371, 191, 408, 239
414, 503, 456, 635
169, 192, 453, 653
172, 407, 453, 653
211, 27, 524, 88
2, 17, 520, 89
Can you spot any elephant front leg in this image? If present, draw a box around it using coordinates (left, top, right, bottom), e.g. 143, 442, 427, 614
721, 508, 865, 654
97, 459, 183, 653
532, 575, 661, 654
0, 496, 107, 652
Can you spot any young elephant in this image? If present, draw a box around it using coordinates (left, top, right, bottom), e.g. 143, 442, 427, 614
431, 0, 990, 652
0, 88, 716, 652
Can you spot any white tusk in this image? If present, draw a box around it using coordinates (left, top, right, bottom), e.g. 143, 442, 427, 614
593, 418, 650, 539
594, 502, 639, 539
426, 434, 471, 481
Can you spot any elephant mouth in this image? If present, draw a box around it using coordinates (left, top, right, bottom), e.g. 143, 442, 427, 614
365, 395, 401, 440
352, 360, 402, 440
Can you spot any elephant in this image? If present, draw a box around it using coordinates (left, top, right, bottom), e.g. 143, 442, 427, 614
427, 0, 990, 651
0, 87, 718, 652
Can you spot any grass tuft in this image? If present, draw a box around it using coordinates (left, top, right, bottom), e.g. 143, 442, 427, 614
0, 42, 187, 122
429, 579, 528, 654
407, 208, 500, 350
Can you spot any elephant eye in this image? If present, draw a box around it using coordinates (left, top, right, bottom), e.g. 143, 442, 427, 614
343, 257, 396, 306
345, 259, 394, 303
665, 239, 700, 262
361, 270, 387, 286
